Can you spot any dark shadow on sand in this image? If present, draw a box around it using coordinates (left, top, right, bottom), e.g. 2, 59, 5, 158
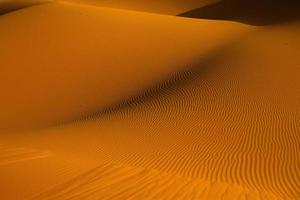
0, 2, 48, 15
178, 0, 300, 26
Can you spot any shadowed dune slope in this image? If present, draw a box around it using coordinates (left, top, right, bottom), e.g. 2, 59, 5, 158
63, 0, 219, 15
179, 0, 300, 25
0, 0, 52, 15
0, 1, 252, 132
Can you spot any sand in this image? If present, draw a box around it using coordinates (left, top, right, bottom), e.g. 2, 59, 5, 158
0, 0, 299, 200
0, 0, 52, 15
0, 1, 251, 132
62, 0, 219, 15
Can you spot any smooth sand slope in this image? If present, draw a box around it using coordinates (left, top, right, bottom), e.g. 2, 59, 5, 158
0, 1, 250, 132
0, 0, 299, 200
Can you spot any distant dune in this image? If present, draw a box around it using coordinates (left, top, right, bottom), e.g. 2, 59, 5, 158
0, 0, 299, 200
179, 0, 300, 25
0, 0, 52, 15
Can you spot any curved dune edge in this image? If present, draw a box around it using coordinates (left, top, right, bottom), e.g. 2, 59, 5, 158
60, 0, 220, 15
0, 0, 53, 15
0, 1, 253, 132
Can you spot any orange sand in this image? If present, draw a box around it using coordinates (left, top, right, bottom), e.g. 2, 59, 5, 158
62, 0, 219, 15
0, 1, 299, 200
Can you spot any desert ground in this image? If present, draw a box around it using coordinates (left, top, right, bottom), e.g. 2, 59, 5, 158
0, 0, 299, 199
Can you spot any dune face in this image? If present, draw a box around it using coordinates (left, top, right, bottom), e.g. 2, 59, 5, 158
0, 1, 251, 132
0, 0, 299, 200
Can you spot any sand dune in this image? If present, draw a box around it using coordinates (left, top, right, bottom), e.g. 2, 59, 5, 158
0, 1, 251, 132
0, 0, 299, 199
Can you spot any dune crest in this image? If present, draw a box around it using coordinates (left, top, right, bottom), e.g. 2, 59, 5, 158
62, 0, 219, 15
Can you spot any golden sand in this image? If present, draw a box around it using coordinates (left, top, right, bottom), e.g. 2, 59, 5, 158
0, 1, 299, 199
62, 0, 219, 15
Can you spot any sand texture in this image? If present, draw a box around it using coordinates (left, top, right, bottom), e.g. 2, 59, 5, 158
0, 0, 299, 199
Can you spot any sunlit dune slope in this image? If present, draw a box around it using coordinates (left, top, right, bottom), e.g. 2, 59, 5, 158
0, 1, 251, 132
0, 0, 52, 15
63, 0, 219, 15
